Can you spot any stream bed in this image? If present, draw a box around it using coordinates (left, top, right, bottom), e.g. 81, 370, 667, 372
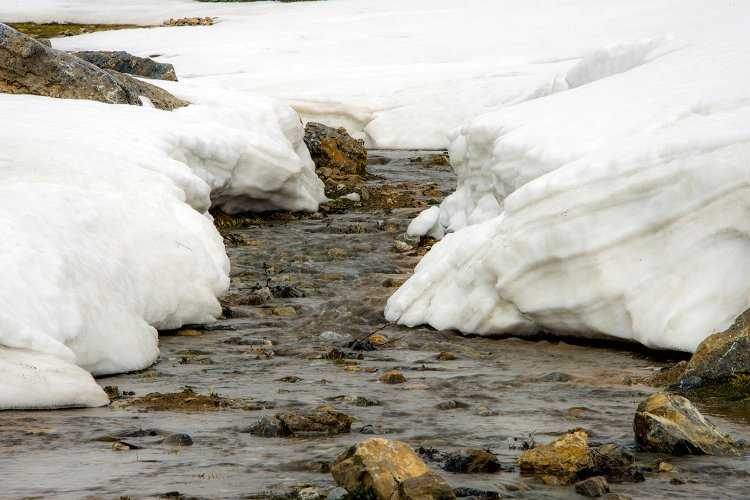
1, 151, 748, 499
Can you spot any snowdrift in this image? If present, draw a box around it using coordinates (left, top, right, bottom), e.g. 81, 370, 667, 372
0, 92, 324, 409
12, 0, 729, 149
387, 5, 750, 352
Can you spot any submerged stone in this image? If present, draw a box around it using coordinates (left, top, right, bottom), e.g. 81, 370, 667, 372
250, 405, 352, 438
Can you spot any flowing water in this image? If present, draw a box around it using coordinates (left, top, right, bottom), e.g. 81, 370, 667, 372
1, 151, 748, 499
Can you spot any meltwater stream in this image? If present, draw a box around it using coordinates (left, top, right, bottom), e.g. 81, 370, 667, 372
1, 151, 748, 499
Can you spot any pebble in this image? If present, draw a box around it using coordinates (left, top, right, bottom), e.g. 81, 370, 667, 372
341, 192, 361, 202
326, 487, 348, 500
436, 351, 457, 361
575, 476, 610, 497
379, 370, 406, 384
297, 487, 323, 500
163, 433, 194, 447
658, 462, 674, 473
272, 306, 297, 317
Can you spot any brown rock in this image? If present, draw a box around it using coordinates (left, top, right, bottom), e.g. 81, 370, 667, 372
442, 448, 502, 473
163, 17, 214, 27
435, 351, 457, 361
331, 438, 455, 500
680, 309, 750, 386
574, 476, 609, 497
517, 430, 592, 483
304, 122, 367, 176
251, 405, 352, 437
0, 23, 186, 111
380, 370, 407, 384
633, 392, 739, 455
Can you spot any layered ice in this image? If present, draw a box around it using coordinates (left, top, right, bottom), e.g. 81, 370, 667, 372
0, 90, 323, 409
387, 3, 750, 352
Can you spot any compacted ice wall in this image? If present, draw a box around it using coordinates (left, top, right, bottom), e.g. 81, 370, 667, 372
389, 13, 750, 352
0, 92, 324, 409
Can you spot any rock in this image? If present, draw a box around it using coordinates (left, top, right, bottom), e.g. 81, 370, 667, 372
163, 433, 193, 447
435, 352, 457, 361
326, 487, 349, 500
541, 372, 573, 382
679, 309, 750, 387
251, 406, 352, 437
574, 476, 609, 497
297, 487, 323, 500
369, 333, 389, 346
380, 370, 407, 384
332, 395, 381, 407
304, 122, 367, 177
452, 487, 499, 499
585, 443, 643, 483
0, 24, 187, 111
442, 449, 502, 473
658, 462, 674, 473
517, 430, 592, 484
331, 438, 455, 500
272, 306, 297, 317
436, 400, 470, 410
72, 50, 177, 81
163, 17, 214, 27
633, 392, 739, 455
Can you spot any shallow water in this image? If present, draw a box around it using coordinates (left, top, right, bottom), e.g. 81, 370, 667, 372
1, 151, 748, 499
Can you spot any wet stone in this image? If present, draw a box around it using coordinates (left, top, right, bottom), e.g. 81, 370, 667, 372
574, 476, 610, 497
250, 406, 352, 438
436, 400, 470, 411
633, 392, 739, 455
331, 438, 455, 500
162, 433, 193, 447
452, 487, 500, 499
517, 430, 592, 484
442, 449, 503, 474
435, 351, 457, 361
380, 370, 407, 384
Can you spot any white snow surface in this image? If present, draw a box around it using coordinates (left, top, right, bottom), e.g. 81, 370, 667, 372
0, 88, 323, 409
387, 2, 750, 352
5, 0, 734, 149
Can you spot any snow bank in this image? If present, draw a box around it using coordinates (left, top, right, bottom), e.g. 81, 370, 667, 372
387, 3, 750, 352
11, 0, 724, 149
0, 91, 323, 409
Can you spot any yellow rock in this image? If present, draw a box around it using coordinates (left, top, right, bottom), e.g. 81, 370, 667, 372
518, 430, 592, 484
331, 438, 455, 500
369, 333, 389, 346
272, 306, 297, 317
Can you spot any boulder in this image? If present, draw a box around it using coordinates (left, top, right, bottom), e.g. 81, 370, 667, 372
251, 405, 352, 437
304, 122, 368, 192
0, 23, 186, 111
72, 50, 177, 81
517, 430, 592, 484
679, 309, 750, 387
331, 438, 455, 500
574, 476, 610, 497
633, 393, 739, 455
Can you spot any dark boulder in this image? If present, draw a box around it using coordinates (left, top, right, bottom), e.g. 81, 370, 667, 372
0, 23, 186, 111
72, 50, 178, 81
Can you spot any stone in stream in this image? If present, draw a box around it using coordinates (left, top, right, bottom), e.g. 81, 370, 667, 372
442, 449, 503, 474
574, 476, 610, 497
304, 122, 367, 177
0, 23, 187, 110
250, 405, 352, 437
331, 438, 455, 500
517, 430, 592, 484
380, 370, 407, 384
162, 433, 193, 447
676, 309, 750, 391
72, 50, 177, 81
633, 392, 739, 455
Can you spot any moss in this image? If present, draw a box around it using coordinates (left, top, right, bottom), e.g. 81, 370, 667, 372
8, 22, 142, 39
